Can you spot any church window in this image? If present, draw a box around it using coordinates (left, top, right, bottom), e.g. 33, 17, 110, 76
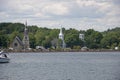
25, 37, 27, 39
14, 43, 18, 47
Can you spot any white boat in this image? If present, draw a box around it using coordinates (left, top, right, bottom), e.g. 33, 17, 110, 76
0, 50, 10, 63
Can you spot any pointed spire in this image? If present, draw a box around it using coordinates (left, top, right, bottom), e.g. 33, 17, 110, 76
25, 20, 27, 27
58, 26, 66, 48
25, 20, 27, 31
60, 27, 62, 34
23, 20, 30, 50
59, 27, 63, 40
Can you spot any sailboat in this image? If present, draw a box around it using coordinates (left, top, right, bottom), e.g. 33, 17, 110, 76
0, 50, 10, 63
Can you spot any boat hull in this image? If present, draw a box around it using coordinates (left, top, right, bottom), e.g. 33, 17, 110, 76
0, 58, 10, 63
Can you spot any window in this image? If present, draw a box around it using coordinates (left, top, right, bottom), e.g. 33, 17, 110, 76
25, 37, 27, 39
14, 43, 18, 47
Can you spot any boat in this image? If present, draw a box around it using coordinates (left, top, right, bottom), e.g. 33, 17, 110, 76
0, 50, 10, 63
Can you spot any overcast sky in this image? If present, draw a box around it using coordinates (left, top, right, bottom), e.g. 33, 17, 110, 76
0, 0, 120, 31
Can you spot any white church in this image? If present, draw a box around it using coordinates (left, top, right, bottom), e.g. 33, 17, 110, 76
59, 27, 66, 48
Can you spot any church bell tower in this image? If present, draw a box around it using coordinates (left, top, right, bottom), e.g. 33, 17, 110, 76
59, 27, 66, 48
23, 21, 30, 50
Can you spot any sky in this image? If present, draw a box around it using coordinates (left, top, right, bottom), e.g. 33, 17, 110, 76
0, 0, 120, 31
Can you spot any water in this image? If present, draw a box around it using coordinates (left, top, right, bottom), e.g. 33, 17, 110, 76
0, 52, 120, 80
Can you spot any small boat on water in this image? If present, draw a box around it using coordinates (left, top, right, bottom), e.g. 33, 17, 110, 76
0, 50, 10, 63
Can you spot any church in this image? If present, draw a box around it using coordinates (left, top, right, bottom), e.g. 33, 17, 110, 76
59, 27, 66, 48
11, 21, 30, 51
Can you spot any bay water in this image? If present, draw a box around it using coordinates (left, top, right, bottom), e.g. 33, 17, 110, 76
0, 52, 120, 80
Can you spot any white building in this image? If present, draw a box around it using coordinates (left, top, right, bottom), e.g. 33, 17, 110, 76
59, 27, 66, 48
59, 27, 64, 40
79, 34, 84, 41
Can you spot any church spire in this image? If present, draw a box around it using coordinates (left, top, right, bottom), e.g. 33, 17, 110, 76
59, 27, 63, 40
60, 27, 62, 35
23, 21, 30, 50
25, 20, 27, 31
59, 27, 66, 48
25, 20, 27, 26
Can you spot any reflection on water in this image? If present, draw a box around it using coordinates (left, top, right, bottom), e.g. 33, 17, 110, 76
0, 52, 120, 80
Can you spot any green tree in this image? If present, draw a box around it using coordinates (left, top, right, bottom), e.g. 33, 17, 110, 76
85, 29, 103, 49
65, 28, 84, 49
42, 36, 51, 48
29, 33, 36, 48
49, 29, 59, 39
9, 31, 20, 43
0, 35, 8, 48
65, 34, 80, 48
101, 32, 120, 49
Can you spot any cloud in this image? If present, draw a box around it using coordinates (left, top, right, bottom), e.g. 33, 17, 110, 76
0, 12, 9, 19
0, 0, 120, 31
42, 3, 69, 15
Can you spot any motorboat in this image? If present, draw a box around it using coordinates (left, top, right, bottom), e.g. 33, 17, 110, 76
0, 50, 10, 63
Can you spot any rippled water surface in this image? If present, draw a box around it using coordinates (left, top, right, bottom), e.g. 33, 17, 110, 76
0, 52, 120, 80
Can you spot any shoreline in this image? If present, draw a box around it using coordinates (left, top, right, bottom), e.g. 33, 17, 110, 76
7, 49, 120, 53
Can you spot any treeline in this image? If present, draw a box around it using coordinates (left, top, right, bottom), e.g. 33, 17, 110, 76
0, 22, 120, 50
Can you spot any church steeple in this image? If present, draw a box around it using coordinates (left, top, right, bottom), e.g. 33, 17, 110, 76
59, 27, 64, 40
59, 27, 66, 48
25, 20, 27, 31
60, 27, 62, 35
23, 21, 30, 50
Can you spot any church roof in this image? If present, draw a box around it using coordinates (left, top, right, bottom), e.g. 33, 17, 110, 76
14, 36, 23, 46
